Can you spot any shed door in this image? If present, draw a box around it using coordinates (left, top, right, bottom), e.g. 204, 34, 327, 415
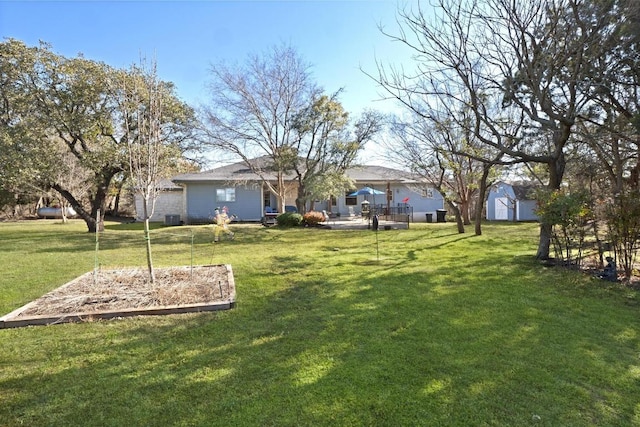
495, 198, 509, 220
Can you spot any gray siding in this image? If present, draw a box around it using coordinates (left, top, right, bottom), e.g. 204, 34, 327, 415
171, 163, 450, 224
185, 183, 263, 223
392, 184, 445, 221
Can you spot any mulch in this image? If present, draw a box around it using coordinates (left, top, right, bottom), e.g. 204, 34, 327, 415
13, 265, 233, 318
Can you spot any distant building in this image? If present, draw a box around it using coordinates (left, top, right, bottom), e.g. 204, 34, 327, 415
486, 181, 539, 221
135, 159, 446, 224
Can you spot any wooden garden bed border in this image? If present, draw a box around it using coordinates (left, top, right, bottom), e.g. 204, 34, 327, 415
0, 264, 236, 329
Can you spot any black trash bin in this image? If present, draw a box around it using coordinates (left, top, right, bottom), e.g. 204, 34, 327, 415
425, 213, 433, 223
436, 209, 447, 223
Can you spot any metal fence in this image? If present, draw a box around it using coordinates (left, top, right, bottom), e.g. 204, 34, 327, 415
370, 204, 414, 223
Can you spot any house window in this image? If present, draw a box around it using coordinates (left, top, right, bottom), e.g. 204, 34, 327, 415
217, 188, 236, 202
345, 191, 357, 206
422, 188, 434, 198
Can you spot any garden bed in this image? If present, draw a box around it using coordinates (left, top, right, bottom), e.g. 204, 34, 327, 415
0, 264, 235, 328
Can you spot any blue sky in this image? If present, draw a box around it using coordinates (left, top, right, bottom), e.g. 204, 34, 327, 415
0, 0, 416, 117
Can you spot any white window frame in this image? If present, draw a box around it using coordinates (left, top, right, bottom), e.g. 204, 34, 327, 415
216, 188, 236, 202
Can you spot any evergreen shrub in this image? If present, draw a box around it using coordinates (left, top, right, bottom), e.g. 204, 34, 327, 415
276, 212, 303, 227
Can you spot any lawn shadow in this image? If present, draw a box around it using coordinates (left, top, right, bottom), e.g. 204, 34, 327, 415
2, 224, 638, 426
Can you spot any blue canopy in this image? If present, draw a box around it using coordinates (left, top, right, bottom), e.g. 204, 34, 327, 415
348, 186, 385, 196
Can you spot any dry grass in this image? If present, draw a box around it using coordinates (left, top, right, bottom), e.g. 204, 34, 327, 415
15, 265, 232, 317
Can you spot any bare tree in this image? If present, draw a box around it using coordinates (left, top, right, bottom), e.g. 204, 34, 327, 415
386, 113, 487, 233
118, 58, 171, 283
203, 44, 317, 212
371, 0, 624, 257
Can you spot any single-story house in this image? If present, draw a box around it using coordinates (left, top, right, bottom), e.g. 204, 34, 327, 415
138, 159, 446, 224
486, 181, 539, 221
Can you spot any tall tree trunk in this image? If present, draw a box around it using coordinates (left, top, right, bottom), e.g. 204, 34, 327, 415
276, 173, 286, 213
52, 168, 119, 233
537, 150, 566, 259
461, 199, 471, 225
536, 223, 554, 259
52, 183, 106, 233
113, 186, 122, 216
142, 199, 156, 283
446, 200, 465, 233
475, 167, 491, 236
296, 179, 306, 214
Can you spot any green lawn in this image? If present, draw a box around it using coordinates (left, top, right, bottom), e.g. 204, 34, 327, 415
1, 219, 639, 426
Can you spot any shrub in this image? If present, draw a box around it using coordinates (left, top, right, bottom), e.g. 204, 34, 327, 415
276, 212, 303, 227
535, 189, 591, 267
303, 211, 325, 226
603, 191, 640, 281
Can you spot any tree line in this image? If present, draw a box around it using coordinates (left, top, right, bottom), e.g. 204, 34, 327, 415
0, 40, 382, 232
370, 0, 640, 272
0, 39, 200, 232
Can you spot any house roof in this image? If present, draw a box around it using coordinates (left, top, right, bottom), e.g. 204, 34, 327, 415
157, 179, 183, 190
346, 165, 418, 183
172, 158, 420, 185
494, 181, 538, 200
173, 156, 298, 183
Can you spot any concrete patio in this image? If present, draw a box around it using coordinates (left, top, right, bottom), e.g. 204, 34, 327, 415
320, 216, 410, 230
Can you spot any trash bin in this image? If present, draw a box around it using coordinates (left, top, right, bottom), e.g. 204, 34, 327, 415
425, 213, 433, 223
436, 209, 447, 223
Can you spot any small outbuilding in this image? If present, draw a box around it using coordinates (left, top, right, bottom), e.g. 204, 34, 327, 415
486, 181, 539, 222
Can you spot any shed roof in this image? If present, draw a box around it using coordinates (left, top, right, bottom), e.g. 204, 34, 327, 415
494, 181, 538, 200
512, 184, 537, 200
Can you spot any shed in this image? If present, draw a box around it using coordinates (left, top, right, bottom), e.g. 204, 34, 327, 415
486, 181, 539, 221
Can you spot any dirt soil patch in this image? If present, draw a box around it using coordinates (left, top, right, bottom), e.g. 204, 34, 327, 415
1, 265, 235, 328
